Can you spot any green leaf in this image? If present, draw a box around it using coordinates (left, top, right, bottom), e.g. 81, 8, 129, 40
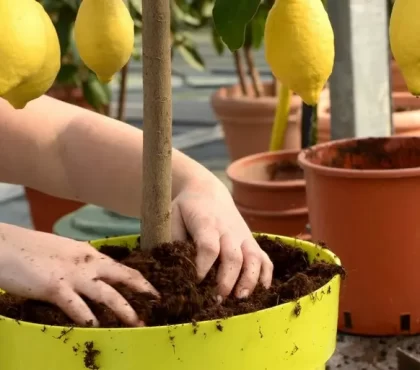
172, 0, 202, 26
55, 5, 76, 55
213, 0, 261, 51
176, 43, 205, 71
56, 64, 80, 85
82, 74, 111, 112
212, 25, 225, 55
250, 4, 268, 49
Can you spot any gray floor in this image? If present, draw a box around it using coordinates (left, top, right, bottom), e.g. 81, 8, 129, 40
0, 30, 418, 369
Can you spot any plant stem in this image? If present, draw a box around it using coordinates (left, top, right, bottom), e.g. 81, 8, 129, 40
117, 63, 129, 121
244, 46, 264, 97
141, 0, 172, 250
233, 51, 248, 96
269, 83, 291, 151
310, 104, 318, 146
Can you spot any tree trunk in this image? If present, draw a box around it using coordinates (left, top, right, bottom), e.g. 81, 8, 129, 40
233, 51, 249, 96
117, 63, 129, 121
141, 0, 172, 250
244, 46, 264, 97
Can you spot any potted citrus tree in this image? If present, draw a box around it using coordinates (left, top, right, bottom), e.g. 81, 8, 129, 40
0, 0, 343, 369
224, 0, 330, 239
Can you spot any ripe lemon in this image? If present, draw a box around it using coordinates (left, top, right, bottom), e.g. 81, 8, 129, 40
2, 2, 61, 109
0, 0, 48, 99
74, 0, 134, 83
265, 0, 334, 106
390, 0, 420, 95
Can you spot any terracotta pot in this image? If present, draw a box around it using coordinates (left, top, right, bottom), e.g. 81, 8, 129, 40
298, 136, 420, 335
227, 149, 308, 237
25, 188, 84, 233
391, 59, 408, 92
318, 91, 420, 143
211, 82, 303, 161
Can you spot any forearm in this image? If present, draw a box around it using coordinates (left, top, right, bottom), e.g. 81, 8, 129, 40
0, 96, 215, 218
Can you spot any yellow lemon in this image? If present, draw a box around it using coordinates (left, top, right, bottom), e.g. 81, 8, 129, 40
74, 0, 134, 83
2, 2, 61, 109
265, 0, 334, 106
390, 0, 420, 96
0, 0, 48, 98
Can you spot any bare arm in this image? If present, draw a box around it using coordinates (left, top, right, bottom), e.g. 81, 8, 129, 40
0, 95, 213, 218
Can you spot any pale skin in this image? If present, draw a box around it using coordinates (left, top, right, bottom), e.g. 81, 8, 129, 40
0, 96, 274, 327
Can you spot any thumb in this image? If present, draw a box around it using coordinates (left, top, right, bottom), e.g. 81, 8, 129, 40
171, 202, 187, 242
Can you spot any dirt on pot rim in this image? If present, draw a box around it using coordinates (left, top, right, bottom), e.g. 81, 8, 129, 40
298, 136, 420, 179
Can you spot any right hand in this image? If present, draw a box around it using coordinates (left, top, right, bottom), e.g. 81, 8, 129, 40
0, 223, 159, 327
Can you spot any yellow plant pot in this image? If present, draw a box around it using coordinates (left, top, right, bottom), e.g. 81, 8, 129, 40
0, 234, 341, 370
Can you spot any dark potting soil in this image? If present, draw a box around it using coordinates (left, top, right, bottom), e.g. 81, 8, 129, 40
312, 137, 420, 171
0, 236, 344, 328
267, 161, 304, 181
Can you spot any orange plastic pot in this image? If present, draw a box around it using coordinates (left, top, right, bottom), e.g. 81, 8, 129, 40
318, 91, 420, 143
211, 82, 302, 161
298, 136, 420, 335
227, 149, 308, 237
25, 188, 85, 233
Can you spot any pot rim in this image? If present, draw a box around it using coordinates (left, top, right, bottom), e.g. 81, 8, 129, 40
298, 136, 420, 179
227, 149, 306, 188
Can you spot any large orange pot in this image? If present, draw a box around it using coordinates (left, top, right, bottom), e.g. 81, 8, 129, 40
211, 82, 302, 161
318, 91, 420, 143
298, 136, 420, 335
227, 149, 308, 238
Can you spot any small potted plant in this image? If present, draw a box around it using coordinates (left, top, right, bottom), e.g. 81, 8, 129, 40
0, 0, 343, 369
207, 0, 303, 161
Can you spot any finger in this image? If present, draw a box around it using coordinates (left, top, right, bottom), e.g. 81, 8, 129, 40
216, 233, 243, 299
234, 239, 263, 299
259, 251, 274, 289
171, 202, 187, 241
98, 261, 160, 297
194, 229, 221, 281
52, 287, 99, 327
78, 280, 143, 327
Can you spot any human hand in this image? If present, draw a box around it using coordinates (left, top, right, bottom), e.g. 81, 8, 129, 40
0, 223, 158, 327
171, 175, 274, 301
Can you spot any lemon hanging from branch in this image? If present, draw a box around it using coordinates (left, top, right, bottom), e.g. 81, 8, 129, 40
75, 0, 135, 84
0, 0, 60, 109
390, 0, 420, 96
265, 0, 334, 106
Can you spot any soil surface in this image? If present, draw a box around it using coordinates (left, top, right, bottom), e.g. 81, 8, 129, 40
267, 161, 304, 181
308, 137, 420, 171
0, 236, 344, 328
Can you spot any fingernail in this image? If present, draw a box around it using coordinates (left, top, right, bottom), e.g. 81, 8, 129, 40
137, 320, 145, 327
239, 289, 249, 299
216, 295, 223, 304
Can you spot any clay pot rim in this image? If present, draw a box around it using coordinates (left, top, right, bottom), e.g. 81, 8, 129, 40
227, 149, 306, 188
236, 204, 309, 217
298, 136, 420, 179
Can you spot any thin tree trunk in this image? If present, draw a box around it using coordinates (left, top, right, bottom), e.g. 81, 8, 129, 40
244, 46, 264, 97
233, 51, 249, 96
141, 0, 172, 250
117, 63, 129, 121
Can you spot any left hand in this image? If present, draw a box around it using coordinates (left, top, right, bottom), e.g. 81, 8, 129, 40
171, 176, 274, 302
